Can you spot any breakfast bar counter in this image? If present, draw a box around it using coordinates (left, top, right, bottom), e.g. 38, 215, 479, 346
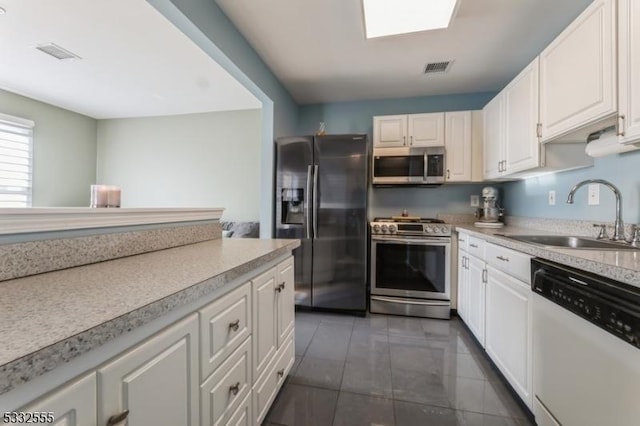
0, 237, 299, 400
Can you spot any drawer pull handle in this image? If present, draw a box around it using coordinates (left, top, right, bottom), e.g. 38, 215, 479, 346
469, 243, 479, 248
229, 382, 241, 396
275, 282, 286, 293
107, 410, 130, 426
277, 369, 285, 378
229, 319, 240, 332
496, 255, 509, 262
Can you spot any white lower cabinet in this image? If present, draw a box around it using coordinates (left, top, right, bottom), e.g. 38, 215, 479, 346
457, 238, 533, 411
457, 248, 469, 322
98, 313, 199, 426
9, 255, 296, 426
227, 392, 252, 426
252, 333, 294, 425
200, 282, 252, 381
252, 268, 278, 382
251, 257, 296, 426
18, 373, 97, 426
200, 337, 252, 426
466, 255, 486, 347
456, 233, 486, 347
276, 256, 295, 348
485, 265, 533, 409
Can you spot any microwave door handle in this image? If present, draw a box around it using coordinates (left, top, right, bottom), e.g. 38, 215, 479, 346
424, 152, 428, 181
313, 165, 319, 238
305, 165, 312, 239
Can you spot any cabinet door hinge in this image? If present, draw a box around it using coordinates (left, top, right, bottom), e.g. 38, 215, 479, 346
536, 123, 542, 138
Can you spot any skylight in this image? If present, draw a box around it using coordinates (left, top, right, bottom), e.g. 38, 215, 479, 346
362, 0, 458, 39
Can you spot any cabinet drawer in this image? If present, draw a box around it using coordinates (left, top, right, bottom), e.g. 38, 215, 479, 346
227, 392, 252, 426
486, 243, 532, 283
200, 282, 252, 381
252, 332, 294, 426
457, 231, 469, 251
201, 337, 252, 426
467, 236, 485, 259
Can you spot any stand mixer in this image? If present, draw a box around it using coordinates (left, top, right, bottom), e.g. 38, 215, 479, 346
474, 186, 505, 228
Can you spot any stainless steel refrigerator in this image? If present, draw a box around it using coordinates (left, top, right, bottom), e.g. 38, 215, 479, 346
275, 134, 369, 312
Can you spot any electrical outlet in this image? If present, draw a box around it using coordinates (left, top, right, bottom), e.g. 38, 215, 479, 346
470, 195, 480, 207
588, 183, 600, 205
548, 190, 556, 205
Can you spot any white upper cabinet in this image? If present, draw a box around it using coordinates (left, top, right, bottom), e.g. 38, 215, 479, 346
618, 0, 640, 144
373, 115, 407, 147
373, 113, 444, 148
445, 111, 472, 182
539, 0, 617, 142
408, 113, 445, 147
504, 57, 540, 174
483, 93, 505, 180
374, 111, 481, 181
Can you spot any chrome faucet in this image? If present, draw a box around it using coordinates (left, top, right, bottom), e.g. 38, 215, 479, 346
566, 179, 626, 241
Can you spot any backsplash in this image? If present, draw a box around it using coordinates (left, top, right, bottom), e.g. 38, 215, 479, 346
504, 216, 638, 237
0, 222, 221, 282
503, 149, 640, 224
370, 184, 487, 220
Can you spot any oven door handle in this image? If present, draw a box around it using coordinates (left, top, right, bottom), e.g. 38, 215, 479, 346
371, 296, 450, 306
372, 237, 450, 245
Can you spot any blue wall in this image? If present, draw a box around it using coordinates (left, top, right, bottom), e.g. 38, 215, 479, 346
297, 93, 495, 135
503, 149, 640, 225
298, 93, 497, 218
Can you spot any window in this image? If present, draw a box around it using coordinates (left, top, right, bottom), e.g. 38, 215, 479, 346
0, 113, 34, 207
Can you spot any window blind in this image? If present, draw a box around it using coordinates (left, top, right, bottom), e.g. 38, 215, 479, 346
0, 113, 34, 207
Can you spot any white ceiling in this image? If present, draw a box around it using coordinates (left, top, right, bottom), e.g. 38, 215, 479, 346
216, 0, 594, 105
0, 0, 260, 119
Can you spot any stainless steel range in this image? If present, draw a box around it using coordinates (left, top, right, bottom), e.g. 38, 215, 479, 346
370, 217, 451, 319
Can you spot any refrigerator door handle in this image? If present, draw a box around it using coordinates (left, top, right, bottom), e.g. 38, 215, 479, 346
305, 165, 313, 239
312, 165, 319, 238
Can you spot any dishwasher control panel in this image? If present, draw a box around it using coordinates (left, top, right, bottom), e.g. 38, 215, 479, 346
532, 258, 640, 350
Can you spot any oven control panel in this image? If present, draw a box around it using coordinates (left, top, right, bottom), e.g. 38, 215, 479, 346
370, 222, 451, 237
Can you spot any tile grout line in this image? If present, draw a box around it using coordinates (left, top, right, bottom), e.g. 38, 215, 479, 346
331, 319, 355, 426
382, 318, 400, 426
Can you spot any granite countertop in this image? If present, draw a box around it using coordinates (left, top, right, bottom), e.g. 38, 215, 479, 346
455, 224, 640, 287
0, 238, 299, 395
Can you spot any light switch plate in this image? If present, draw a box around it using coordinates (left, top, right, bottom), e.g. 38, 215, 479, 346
588, 184, 600, 205
470, 195, 480, 207
548, 190, 556, 205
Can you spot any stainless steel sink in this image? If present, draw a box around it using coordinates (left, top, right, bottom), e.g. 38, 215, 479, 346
497, 234, 640, 250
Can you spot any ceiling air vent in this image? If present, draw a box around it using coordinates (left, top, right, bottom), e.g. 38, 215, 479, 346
424, 61, 452, 74
35, 43, 81, 61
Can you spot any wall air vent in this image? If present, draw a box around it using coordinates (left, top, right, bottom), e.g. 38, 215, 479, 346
424, 61, 452, 74
35, 43, 81, 61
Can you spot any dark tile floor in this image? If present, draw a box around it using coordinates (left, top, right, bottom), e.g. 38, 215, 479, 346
262, 312, 534, 426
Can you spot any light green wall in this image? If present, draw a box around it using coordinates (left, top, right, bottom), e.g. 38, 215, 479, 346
0, 89, 97, 206
149, 0, 301, 236
96, 109, 262, 221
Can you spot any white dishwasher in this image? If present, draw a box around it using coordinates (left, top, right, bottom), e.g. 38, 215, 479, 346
531, 258, 640, 426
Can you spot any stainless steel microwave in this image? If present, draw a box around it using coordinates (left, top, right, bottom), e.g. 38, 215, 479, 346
372, 146, 445, 185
